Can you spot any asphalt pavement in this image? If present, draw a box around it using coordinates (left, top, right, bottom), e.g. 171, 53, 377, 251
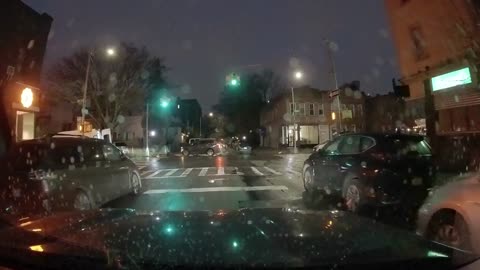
103, 152, 310, 212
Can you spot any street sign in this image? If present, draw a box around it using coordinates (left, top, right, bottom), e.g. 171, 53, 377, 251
329, 89, 340, 98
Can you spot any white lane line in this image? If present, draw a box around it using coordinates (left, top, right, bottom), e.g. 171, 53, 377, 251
264, 166, 282, 175
198, 167, 209, 176
216, 167, 225, 175
286, 168, 301, 176
144, 185, 289, 194
140, 170, 153, 176
180, 168, 193, 177
251, 166, 264, 175
137, 165, 146, 170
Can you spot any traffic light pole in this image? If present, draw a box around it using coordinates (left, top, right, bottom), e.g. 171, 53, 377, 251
145, 102, 150, 157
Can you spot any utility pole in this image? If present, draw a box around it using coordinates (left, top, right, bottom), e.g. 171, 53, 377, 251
325, 39, 342, 132
291, 86, 297, 153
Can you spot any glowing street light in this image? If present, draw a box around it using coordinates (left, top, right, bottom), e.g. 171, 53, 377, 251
106, 47, 116, 56
294, 71, 303, 80
209, 112, 214, 117
291, 70, 304, 153
150, 130, 156, 137
21, 87, 33, 108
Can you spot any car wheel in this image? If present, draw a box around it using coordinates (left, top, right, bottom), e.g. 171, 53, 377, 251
303, 165, 314, 192
130, 172, 142, 195
206, 149, 214, 156
428, 210, 472, 251
73, 190, 92, 211
342, 179, 364, 213
182, 150, 190, 156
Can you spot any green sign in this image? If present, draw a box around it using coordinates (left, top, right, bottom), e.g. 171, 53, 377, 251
431, 67, 472, 91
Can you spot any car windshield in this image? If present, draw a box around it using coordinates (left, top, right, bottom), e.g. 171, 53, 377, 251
0, 0, 479, 268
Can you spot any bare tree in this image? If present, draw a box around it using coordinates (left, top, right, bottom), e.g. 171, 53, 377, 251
48, 43, 167, 129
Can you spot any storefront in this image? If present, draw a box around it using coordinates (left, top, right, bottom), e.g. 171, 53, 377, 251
3, 82, 40, 141
281, 124, 330, 146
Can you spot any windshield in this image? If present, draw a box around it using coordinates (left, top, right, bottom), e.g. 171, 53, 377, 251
0, 0, 479, 268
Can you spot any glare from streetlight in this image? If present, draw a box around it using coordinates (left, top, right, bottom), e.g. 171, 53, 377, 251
106, 48, 116, 56
150, 130, 156, 137
209, 112, 214, 117
294, 71, 303, 80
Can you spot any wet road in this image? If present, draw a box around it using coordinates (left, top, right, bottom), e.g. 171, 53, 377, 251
103, 152, 308, 212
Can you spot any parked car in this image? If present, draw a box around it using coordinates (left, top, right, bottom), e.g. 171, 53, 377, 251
312, 140, 329, 152
114, 142, 130, 155
1, 136, 142, 215
302, 133, 434, 213
181, 138, 222, 156
417, 173, 480, 253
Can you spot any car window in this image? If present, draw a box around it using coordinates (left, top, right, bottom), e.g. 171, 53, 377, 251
82, 142, 104, 162
103, 143, 122, 161
385, 137, 432, 157
360, 136, 375, 152
338, 136, 361, 154
323, 138, 342, 155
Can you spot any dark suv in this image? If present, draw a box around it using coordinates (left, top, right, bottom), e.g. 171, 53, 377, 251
302, 133, 434, 212
0, 136, 142, 215
181, 138, 223, 156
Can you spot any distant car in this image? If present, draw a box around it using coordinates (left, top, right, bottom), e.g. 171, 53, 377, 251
302, 133, 434, 213
238, 142, 252, 154
114, 142, 130, 155
1, 136, 142, 215
417, 173, 480, 253
181, 138, 222, 156
312, 141, 328, 152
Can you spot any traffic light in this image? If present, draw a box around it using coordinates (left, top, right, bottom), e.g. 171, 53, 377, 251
160, 97, 171, 108
226, 73, 240, 88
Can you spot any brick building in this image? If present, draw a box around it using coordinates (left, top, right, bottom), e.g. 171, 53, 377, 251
364, 93, 409, 133
385, 0, 480, 134
0, 0, 52, 141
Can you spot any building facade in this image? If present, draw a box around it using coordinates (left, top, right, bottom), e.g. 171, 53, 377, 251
0, 0, 52, 141
385, 0, 480, 134
260, 87, 330, 148
364, 93, 411, 133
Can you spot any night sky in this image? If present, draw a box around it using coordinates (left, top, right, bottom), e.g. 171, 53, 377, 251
25, 0, 398, 110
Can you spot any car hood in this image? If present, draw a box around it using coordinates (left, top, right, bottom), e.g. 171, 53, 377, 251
0, 208, 469, 268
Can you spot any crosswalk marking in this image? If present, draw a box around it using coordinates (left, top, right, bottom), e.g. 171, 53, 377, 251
216, 167, 225, 175
263, 166, 281, 175
180, 168, 193, 177
164, 169, 178, 177
199, 167, 208, 176
251, 166, 264, 175
144, 185, 289, 194
138, 166, 290, 179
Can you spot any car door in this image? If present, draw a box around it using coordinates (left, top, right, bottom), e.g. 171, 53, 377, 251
102, 142, 130, 199
310, 137, 342, 188
324, 135, 362, 192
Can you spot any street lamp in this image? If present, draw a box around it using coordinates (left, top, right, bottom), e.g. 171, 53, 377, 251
209, 112, 214, 117
150, 130, 156, 137
80, 46, 116, 135
291, 70, 303, 153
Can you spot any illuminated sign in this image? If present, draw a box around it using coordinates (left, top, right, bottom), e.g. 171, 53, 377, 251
431, 67, 472, 91
21, 88, 33, 108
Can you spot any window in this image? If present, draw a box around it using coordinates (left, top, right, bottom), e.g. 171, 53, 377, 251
125, 132, 129, 140
82, 142, 104, 162
309, 103, 315, 116
323, 138, 342, 155
409, 25, 428, 60
289, 103, 294, 114
360, 136, 375, 152
318, 104, 324, 116
338, 136, 361, 154
103, 143, 122, 161
298, 103, 305, 115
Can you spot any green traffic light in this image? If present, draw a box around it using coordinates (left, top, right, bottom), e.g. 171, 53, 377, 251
164, 225, 174, 235
230, 79, 238, 86
160, 100, 169, 108
232, 241, 238, 248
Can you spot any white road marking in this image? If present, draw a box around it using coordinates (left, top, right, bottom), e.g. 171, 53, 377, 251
233, 167, 244, 175
251, 166, 264, 175
198, 167, 209, 176
163, 169, 179, 177
263, 166, 282, 175
144, 185, 289, 194
144, 170, 165, 178
180, 168, 193, 177
216, 167, 225, 175
286, 168, 301, 176
137, 165, 146, 170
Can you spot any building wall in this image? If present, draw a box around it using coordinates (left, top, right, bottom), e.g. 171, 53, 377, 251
113, 116, 144, 147
385, 0, 480, 119
365, 93, 409, 132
